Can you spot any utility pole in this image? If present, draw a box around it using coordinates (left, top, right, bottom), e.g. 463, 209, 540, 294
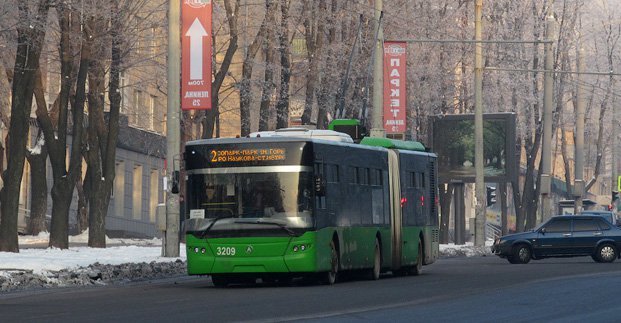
370, 0, 385, 138
540, 15, 555, 223
473, 0, 485, 247
613, 74, 619, 212
574, 46, 585, 214
164, 0, 181, 257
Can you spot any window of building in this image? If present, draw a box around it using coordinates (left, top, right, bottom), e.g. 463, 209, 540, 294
120, 72, 127, 114
149, 95, 156, 130
132, 90, 143, 125
132, 164, 143, 220
114, 161, 125, 217
151, 27, 157, 58
149, 169, 159, 223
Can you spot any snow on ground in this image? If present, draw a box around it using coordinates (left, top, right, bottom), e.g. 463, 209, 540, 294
0, 232, 492, 293
0, 231, 184, 274
440, 241, 494, 257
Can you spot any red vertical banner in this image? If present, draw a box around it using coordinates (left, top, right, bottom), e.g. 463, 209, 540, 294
383, 41, 407, 134
181, 0, 212, 110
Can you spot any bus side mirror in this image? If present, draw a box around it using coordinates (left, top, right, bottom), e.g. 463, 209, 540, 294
314, 175, 326, 196
171, 171, 180, 194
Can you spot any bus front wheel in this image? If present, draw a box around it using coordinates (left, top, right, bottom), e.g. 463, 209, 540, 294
211, 275, 229, 288
322, 240, 339, 285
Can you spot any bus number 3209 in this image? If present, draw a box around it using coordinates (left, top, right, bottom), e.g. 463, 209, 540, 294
216, 247, 236, 256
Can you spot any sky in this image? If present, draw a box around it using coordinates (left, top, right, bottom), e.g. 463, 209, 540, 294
0, 232, 488, 276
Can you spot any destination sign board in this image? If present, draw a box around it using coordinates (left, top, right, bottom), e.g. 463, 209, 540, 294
184, 141, 313, 170
209, 148, 286, 163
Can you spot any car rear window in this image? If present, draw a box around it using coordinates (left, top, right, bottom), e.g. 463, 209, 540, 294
596, 219, 612, 230
572, 219, 599, 232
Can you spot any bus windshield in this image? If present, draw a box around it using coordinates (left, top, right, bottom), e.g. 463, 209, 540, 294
186, 171, 313, 222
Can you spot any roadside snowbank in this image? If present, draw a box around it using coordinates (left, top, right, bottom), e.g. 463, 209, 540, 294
0, 233, 491, 292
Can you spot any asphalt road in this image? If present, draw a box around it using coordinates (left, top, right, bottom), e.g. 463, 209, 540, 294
2, 255, 621, 322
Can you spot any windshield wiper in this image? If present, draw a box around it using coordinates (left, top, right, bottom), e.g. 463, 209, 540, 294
199, 215, 236, 238
235, 219, 298, 237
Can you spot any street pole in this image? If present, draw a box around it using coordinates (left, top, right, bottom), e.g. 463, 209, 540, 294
574, 46, 585, 214
164, 0, 181, 257
473, 0, 485, 247
613, 75, 619, 212
370, 0, 385, 138
540, 15, 555, 223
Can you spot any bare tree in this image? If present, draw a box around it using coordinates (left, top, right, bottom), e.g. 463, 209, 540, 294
239, 0, 274, 136
0, 0, 51, 252
275, 0, 292, 129
35, 2, 91, 249
258, 1, 278, 131
300, 0, 326, 125
203, 0, 240, 138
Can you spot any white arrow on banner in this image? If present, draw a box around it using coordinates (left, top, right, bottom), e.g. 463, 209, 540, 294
186, 18, 208, 80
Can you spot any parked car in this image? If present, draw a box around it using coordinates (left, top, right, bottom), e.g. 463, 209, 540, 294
491, 215, 621, 264
579, 210, 619, 226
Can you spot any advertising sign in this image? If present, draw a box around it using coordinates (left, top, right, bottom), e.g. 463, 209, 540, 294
383, 41, 407, 134
429, 113, 517, 183
181, 0, 212, 110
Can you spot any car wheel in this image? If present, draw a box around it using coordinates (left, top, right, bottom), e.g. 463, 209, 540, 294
507, 256, 519, 264
591, 255, 602, 263
513, 244, 531, 264
596, 243, 617, 263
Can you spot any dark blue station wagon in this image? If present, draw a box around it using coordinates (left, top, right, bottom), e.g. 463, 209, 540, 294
491, 215, 621, 264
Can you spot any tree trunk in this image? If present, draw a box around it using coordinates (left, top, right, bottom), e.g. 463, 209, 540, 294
239, 1, 272, 136
275, 0, 291, 129
203, 0, 239, 138
84, 0, 124, 248
29, 70, 52, 236
438, 183, 452, 244
76, 174, 89, 233
49, 178, 75, 248
0, 0, 51, 253
301, 0, 327, 125
258, 3, 277, 131
47, 4, 91, 249
27, 138, 48, 235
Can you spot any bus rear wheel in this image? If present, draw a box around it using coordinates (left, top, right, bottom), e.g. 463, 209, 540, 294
368, 238, 381, 280
410, 241, 423, 276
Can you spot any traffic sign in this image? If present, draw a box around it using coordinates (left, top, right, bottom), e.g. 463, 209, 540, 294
181, 0, 212, 110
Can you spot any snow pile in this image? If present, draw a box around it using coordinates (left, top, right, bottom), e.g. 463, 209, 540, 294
0, 260, 186, 292
440, 241, 494, 258
0, 233, 491, 293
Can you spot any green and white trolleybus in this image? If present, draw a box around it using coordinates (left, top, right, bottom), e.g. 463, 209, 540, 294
184, 128, 439, 286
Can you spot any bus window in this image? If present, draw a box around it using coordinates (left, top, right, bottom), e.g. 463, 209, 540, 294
187, 172, 313, 220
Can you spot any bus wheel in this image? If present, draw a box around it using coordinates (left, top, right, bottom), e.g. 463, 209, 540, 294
323, 240, 339, 285
410, 241, 423, 276
211, 275, 229, 288
368, 238, 381, 280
